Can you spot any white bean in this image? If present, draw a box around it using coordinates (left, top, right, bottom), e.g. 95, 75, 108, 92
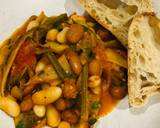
91, 86, 101, 95
32, 86, 62, 105
11, 86, 22, 100
47, 105, 61, 127
0, 97, 20, 117
35, 61, 46, 74
57, 27, 69, 43
88, 75, 101, 88
46, 29, 59, 41
58, 121, 71, 128
42, 126, 52, 128
33, 105, 46, 117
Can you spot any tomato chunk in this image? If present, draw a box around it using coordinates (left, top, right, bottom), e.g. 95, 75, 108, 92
11, 39, 37, 76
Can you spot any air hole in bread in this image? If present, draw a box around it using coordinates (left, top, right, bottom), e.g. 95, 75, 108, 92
124, 19, 133, 27
142, 82, 154, 88
97, 0, 138, 15
124, 5, 138, 15
91, 9, 96, 15
134, 97, 143, 105
136, 52, 139, 56
96, 7, 103, 12
146, 72, 156, 79
97, 0, 122, 9
140, 75, 147, 81
139, 55, 145, 65
157, 88, 160, 91
149, 57, 151, 61
133, 29, 140, 38
141, 44, 145, 48
133, 95, 147, 105
129, 72, 137, 81
105, 17, 112, 24
132, 58, 137, 66
142, 95, 147, 100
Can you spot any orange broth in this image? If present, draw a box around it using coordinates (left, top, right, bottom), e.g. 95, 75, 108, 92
99, 90, 119, 117
0, 14, 121, 120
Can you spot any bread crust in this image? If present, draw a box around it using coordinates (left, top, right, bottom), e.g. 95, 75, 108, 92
79, 0, 153, 48
128, 13, 160, 107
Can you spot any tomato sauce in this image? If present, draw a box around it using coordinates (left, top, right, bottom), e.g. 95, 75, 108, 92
94, 43, 120, 117
11, 40, 37, 76
0, 14, 121, 120
98, 90, 119, 117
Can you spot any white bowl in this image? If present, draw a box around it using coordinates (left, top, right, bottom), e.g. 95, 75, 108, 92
0, 0, 160, 128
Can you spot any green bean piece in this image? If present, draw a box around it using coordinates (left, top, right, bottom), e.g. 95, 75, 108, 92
7, 67, 28, 91
35, 48, 50, 55
80, 63, 89, 122
36, 11, 46, 24
16, 114, 37, 128
104, 40, 124, 49
46, 52, 68, 80
88, 118, 97, 125
91, 101, 101, 109
34, 14, 68, 43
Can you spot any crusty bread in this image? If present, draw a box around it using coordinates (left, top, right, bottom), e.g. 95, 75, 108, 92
128, 13, 160, 107
79, 0, 153, 47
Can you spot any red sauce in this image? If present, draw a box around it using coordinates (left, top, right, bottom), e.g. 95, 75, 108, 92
11, 40, 37, 76
0, 14, 121, 119
94, 43, 121, 117
98, 90, 119, 117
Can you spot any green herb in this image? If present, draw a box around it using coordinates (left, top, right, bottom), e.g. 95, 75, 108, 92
93, 23, 101, 31
80, 63, 89, 121
33, 28, 46, 44
67, 73, 77, 79
69, 44, 78, 52
91, 101, 101, 109
84, 48, 96, 61
16, 114, 37, 128
52, 14, 68, 28
89, 118, 97, 125
84, 27, 88, 32
16, 121, 25, 128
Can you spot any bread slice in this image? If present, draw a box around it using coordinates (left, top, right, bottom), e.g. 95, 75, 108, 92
79, 0, 153, 47
128, 13, 160, 107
